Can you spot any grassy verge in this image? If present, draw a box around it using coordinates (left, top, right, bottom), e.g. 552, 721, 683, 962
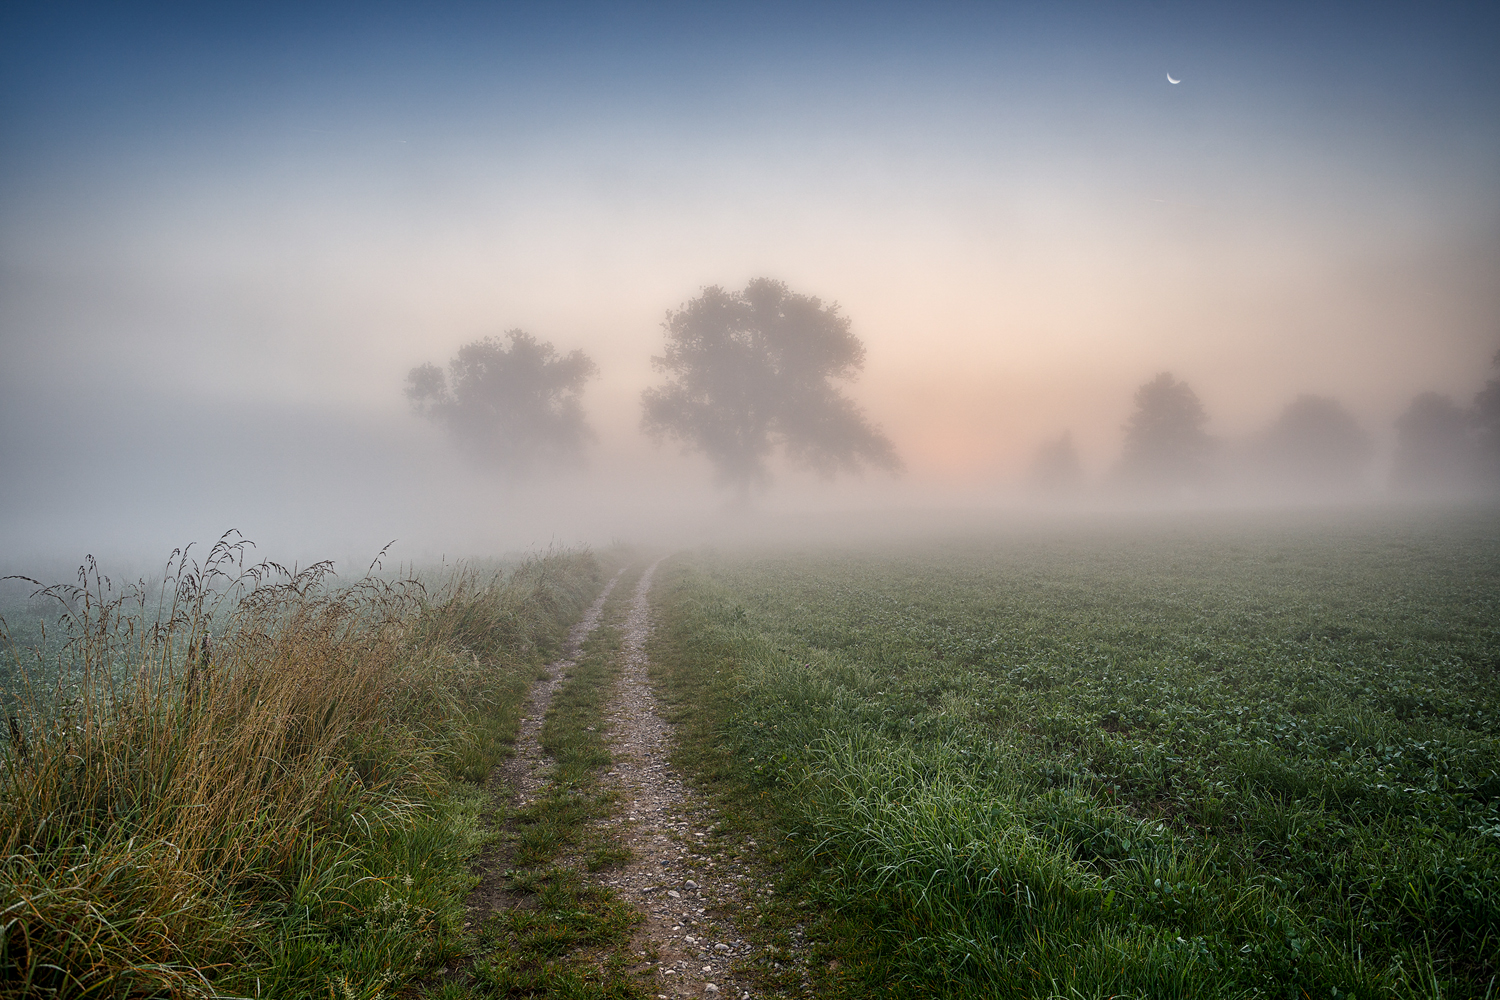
454, 562, 656, 1000
1, 540, 602, 998
647, 507, 1500, 999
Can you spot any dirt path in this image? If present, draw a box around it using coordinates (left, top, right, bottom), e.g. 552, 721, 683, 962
470, 559, 777, 997
590, 558, 760, 1000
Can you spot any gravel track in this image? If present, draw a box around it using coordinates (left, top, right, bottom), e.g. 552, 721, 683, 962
588, 558, 761, 999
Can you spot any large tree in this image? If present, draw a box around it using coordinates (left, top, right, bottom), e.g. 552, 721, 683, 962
641, 278, 900, 492
1391, 391, 1475, 494
406, 330, 597, 470
1116, 372, 1213, 490
1255, 394, 1372, 495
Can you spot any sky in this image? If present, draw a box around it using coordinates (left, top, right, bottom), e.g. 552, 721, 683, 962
2, 1, 1498, 566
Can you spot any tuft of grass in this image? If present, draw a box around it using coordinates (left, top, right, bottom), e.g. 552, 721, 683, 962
0, 535, 602, 998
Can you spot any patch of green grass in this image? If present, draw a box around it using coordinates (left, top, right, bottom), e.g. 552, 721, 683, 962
649, 506, 1500, 999
509, 605, 635, 870
585, 845, 633, 872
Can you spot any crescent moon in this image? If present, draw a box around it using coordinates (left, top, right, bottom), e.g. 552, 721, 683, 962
1167, 74, 1180, 84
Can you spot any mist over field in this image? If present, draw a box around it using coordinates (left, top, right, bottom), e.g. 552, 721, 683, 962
3, 2, 1499, 572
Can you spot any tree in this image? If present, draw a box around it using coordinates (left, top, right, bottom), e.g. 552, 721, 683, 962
1391, 391, 1475, 494
1028, 431, 1084, 495
641, 278, 900, 493
1116, 372, 1213, 490
1473, 349, 1500, 488
1255, 395, 1372, 495
406, 330, 597, 470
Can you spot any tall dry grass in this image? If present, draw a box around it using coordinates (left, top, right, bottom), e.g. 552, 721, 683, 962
0, 534, 599, 998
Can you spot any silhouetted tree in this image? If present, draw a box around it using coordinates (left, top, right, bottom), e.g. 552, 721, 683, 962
1028, 431, 1084, 495
1116, 372, 1212, 491
1391, 391, 1475, 494
1474, 349, 1500, 488
406, 330, 597, 470
1255, 395, 1372, 495
641, 278, 900, 494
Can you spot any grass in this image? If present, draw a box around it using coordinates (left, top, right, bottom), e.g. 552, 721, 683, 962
647, 505, 1500, 999
0, 534, 603, 998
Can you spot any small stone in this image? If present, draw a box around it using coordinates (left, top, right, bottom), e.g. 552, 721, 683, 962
714, 943, 730, 953
705, 987, 718, 994
668, 890, 682, 899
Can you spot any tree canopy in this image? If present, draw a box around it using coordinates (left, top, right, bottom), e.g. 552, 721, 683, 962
1116, 372, 1212, 490
641, 278, 900, 492
1255, 395, 1371, 494
406, 330, 597, 471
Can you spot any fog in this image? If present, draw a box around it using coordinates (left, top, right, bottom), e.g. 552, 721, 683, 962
3, 3, 1498, 576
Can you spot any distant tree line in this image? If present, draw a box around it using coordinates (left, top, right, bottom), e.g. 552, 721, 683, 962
1032, 350, 1500, 499
401, 279, 1496, 501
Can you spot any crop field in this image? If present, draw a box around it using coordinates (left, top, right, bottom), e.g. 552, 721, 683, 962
649, 506, 1500, 999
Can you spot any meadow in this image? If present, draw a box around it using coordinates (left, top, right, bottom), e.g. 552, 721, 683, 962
648, 506, 1500, 999
0, 537, 605, 998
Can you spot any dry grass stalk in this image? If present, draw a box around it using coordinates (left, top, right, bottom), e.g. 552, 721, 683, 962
0, 534, 599, 997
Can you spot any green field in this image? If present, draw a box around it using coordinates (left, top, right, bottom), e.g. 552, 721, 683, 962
649, 506, 1500, 999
